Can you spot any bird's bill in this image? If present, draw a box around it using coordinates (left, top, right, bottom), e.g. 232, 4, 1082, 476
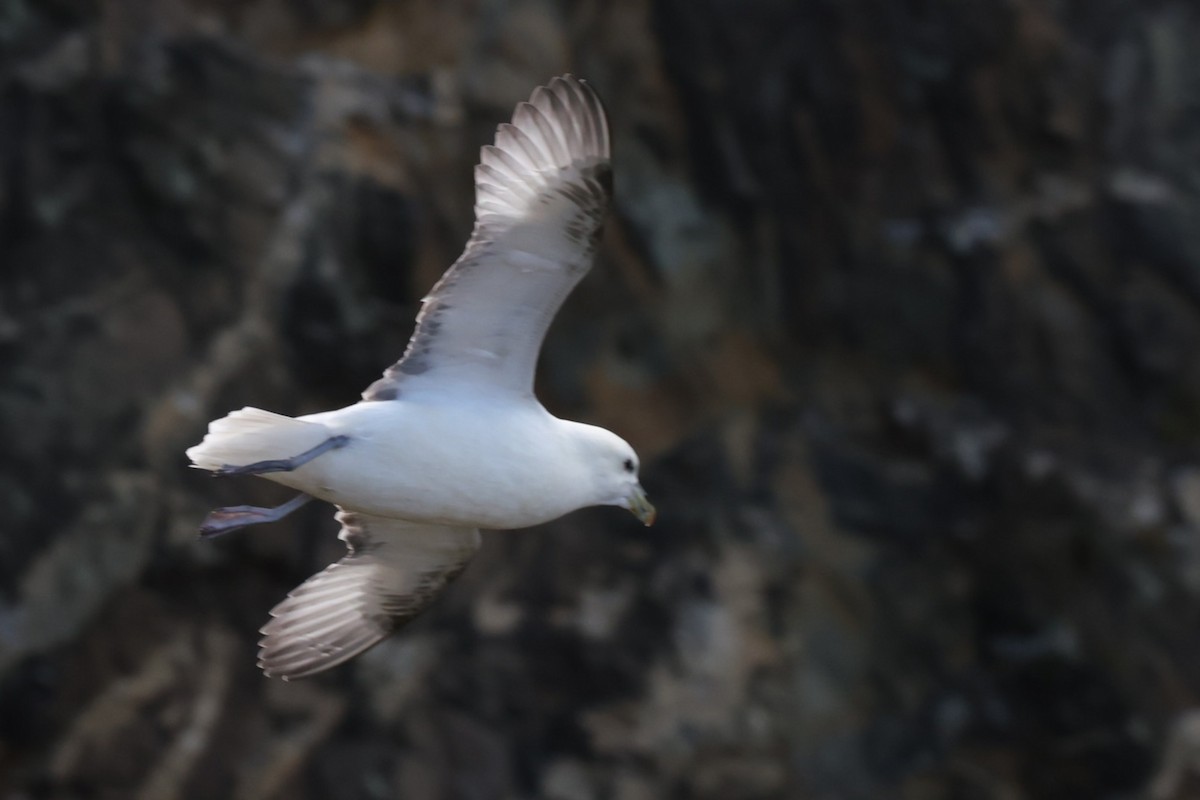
627, 484, 656, 526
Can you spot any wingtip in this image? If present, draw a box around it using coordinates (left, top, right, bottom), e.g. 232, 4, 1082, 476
502, 75, 610, 168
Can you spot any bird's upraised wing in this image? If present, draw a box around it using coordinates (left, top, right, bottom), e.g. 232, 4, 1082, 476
258, 510, 480, 680
362, 74, 611, 401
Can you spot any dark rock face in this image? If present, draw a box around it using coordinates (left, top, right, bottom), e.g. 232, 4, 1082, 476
3, 1, 1200, 798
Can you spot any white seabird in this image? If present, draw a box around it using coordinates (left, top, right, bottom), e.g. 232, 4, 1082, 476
186, 75, 654, 681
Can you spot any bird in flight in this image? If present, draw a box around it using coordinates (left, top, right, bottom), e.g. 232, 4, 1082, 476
187, 75, 654, 680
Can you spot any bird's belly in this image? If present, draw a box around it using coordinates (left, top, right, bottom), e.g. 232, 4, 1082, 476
265, 401, 576, 529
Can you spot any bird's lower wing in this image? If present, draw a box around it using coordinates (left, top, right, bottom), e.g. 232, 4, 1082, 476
258, 510, 481, 680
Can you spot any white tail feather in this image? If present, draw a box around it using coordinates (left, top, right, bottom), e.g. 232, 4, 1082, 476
186, 407, 331, 471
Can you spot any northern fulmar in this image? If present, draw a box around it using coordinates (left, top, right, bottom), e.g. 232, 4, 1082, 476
187, 75, 654, 680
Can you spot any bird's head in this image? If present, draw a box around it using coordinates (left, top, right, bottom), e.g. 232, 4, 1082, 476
572, 424, 656, 526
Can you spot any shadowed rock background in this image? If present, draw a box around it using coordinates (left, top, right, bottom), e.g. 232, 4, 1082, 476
4, 0, 1200, 797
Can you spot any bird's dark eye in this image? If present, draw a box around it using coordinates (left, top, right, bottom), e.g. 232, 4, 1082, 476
623, 458, 635, 473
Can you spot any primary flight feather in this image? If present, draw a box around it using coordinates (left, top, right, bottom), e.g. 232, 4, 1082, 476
187, 75, 654, 680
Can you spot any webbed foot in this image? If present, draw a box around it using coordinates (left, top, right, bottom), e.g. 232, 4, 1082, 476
213, 435, 350, 477
199, 493, 313, 538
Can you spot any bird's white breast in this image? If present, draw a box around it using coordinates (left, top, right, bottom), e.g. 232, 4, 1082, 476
263, 397, 592, 529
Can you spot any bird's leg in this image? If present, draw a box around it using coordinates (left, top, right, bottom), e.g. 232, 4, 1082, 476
214, 435, 350, 477
199, 493, 314, 539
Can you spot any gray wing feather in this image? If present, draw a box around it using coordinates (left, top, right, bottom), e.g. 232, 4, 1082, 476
257, 510, 480, 680
363, 75, 611, 401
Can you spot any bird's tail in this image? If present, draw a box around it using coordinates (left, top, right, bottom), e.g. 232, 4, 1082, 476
187, 407, 331, 471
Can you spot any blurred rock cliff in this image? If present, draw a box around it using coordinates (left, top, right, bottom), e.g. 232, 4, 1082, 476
4, 1, 1200, 798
